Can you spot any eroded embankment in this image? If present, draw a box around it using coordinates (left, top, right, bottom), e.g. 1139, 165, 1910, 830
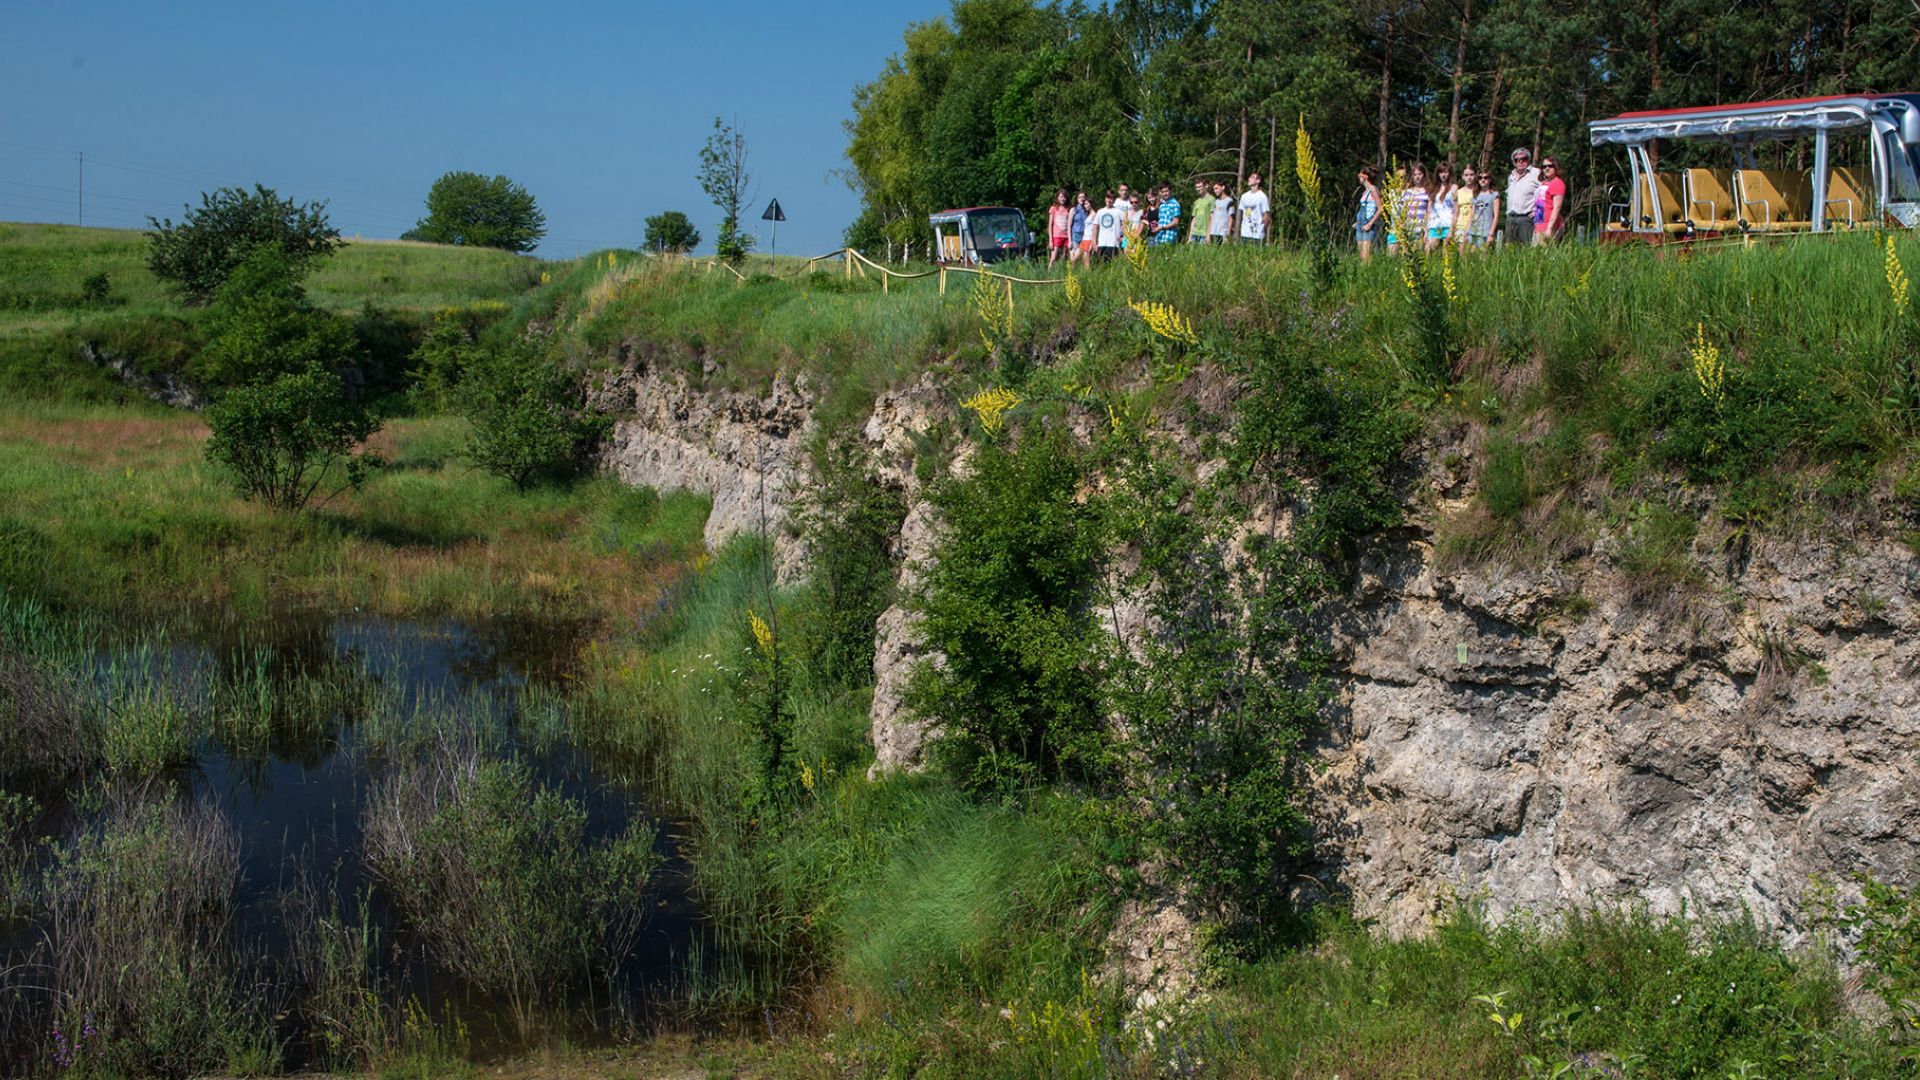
591, 356, 1920, 940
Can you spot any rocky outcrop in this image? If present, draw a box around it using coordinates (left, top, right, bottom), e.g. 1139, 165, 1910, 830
592, 362, 814, 581
590, 359, 1919, 945
1318, 531, 1920, 940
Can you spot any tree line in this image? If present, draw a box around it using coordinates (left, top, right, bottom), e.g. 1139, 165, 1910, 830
843, 0, 1920, 255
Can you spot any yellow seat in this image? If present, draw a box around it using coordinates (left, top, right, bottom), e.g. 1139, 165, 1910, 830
1736, 169, 1814, 231
1823, 166, 1870, 228
1642, 172, 1689, 233
1684, 169, 1740, 231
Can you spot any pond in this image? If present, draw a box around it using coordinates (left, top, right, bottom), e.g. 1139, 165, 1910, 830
4, 610, 702, 1066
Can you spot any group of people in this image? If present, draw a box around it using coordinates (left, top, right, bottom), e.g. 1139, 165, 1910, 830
1036, 146, 1569, 268
1352, 146, 1568, 259
1043, 174, 1276, 266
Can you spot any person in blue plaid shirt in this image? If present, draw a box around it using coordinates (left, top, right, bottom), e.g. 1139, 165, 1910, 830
1152, 182, 1181, 244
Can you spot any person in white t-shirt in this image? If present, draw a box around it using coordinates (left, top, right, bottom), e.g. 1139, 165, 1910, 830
1093, 191, 1124, 261
1237, 172, 1271, 243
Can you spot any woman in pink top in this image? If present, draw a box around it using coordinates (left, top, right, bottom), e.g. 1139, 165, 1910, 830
1046, 188, 1072, 268
1533, 158, 1567, 243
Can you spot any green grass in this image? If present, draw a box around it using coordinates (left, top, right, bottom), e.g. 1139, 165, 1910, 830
0, 221, 553, 406
0, 403, 709, 622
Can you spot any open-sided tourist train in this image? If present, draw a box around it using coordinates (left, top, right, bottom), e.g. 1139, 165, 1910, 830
1591, 93, 1920, 241
928, 205, 1033, 265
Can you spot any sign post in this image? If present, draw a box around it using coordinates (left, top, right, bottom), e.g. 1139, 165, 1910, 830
761, 198, 786, 263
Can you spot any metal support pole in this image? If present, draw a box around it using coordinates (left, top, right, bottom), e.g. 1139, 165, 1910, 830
1811, 127, 1830, 233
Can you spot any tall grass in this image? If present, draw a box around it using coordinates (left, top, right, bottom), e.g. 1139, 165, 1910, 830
4, 795, 282, 1077
362, 742, 661, 1036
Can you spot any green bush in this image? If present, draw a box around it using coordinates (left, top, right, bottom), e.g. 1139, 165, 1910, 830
199, 252, 381, 510
363, 750, 660, 1033
453, 339, 607, 489
909, 426, 1113, 798
146, 183, 340, 304
792, 431, 904, 693
1832, 874, 1920, 1039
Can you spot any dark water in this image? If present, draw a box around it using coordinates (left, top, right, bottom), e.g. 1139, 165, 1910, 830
24, 612, 703, 1061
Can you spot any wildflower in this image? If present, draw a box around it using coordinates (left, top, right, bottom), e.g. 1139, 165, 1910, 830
1440, 242, 1458, 305
1565, 267, 1592, 298
1887, 237, 1910, 312
800, 761, 815, 793
1691, 322, 1726, 406
970, 271, 1013, 349
1125, 226, 1149, 272
1129, 299, 1198, 345
1294, 114, 1323, 218
961, 386, 1022, 434
1107, 401, 1127, 436
1064, 268, 1084, 308
748, 610, 774, 657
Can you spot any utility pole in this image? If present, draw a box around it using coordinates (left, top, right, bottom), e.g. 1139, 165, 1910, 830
77, 151, 84, 226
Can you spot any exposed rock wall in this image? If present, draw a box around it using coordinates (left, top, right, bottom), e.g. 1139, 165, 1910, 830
592, 362, 813, 580
593, 364, 1920, 939
1320, 533, 1920, 939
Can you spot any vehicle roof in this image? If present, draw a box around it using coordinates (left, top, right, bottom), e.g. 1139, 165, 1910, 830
929, 206, 1023, 222
1589, 92, 1920, 145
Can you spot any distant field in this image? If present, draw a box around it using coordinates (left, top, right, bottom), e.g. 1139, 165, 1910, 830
0, 221, 545, 339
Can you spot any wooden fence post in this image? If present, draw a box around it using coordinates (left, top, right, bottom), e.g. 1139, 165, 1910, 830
882, 270, 890, 294
1005, 277, 1014, 315
845, 248, 853, 280
939, 267, 947, 295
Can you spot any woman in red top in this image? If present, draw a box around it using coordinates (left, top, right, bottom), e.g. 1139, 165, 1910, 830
1046, 189, 1072, 268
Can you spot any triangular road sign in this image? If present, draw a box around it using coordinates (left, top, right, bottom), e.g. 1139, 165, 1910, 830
761, 198, 786, 222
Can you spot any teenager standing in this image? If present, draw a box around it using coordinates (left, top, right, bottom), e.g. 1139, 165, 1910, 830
1094, 192, 1124, 261
1208, 181, 1234, 243
1355, 165, 1383, 260
1046, 189, 1072, 268
1189, 179, 1214, 244
1237, 173, 1271, 243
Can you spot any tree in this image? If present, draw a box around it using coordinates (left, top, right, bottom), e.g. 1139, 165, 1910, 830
454, 339, 607, 490
698, 119, 756, 264
201, 252, 380, 510
642, 211, 701, 253
407, 172, 547, 253
146, 185, 340, 305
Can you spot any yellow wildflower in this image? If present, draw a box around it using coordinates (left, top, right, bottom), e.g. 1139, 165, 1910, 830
1440, 242, 1458, 305
1129, 299, 1198, 345
1294, 114, 1323, 218
961, 386, 1022, 434
1564, 267, 1593, 299
1691, 323, 1726, 406
749, 610, 774, 657
799, 761, 815, 793
1064, 268, 1083, 308
1124, 227, 1149, 272
1887, 237, 1910, 312
1107, 400, 1128, 436
970, 271, 1013, 349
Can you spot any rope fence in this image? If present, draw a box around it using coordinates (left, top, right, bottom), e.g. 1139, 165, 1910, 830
681, 245, 1070, 299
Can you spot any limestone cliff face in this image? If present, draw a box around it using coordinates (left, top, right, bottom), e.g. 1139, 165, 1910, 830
591, 362, 814, 581
593, 366, 1920, 936
1320, 531, 1919, 938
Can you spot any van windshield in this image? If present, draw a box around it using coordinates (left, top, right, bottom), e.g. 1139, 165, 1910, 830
965, 210, 1026, 249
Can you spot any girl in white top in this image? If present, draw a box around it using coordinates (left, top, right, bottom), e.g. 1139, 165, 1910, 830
1208, 181, 1234, 241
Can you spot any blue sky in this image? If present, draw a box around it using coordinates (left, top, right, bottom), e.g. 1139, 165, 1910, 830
1, 1, 949, 256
